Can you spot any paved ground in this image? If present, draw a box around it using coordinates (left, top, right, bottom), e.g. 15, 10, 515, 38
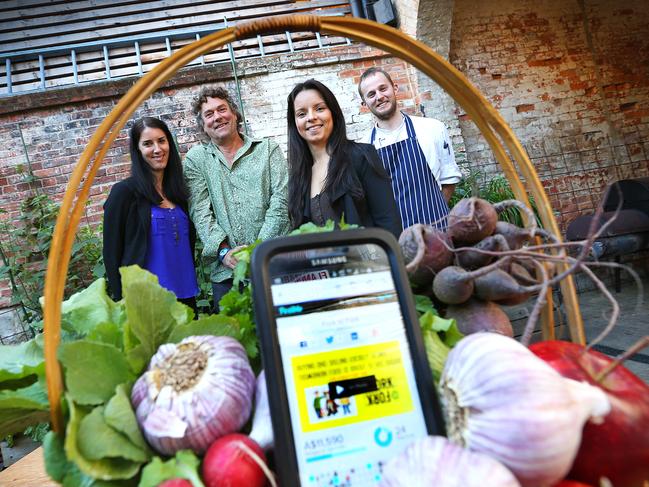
578, 273, 649, 383
509, 271, 649, 383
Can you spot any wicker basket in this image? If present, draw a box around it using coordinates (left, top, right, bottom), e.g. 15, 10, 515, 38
42, 15, 584, 432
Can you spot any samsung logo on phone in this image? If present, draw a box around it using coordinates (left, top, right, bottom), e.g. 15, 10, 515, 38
310, 256, 347, 266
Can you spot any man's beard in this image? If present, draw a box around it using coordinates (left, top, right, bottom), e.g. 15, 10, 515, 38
373, 99, 397, 120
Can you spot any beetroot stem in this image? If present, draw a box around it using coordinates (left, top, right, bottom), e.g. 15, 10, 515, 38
593, 336, 649, 383
493, 199, 538, 232
404, 225, 427, 273
520, 260, 549, 346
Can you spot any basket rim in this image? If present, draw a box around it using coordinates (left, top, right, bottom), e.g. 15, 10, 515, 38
43, 14, 584, 433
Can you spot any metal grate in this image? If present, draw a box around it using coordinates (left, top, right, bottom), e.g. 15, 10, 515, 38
0, 15, 352, 97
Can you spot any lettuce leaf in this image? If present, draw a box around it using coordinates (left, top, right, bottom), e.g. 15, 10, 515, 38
64, 396, 141, 480
120, 266, 191, 374
138, 450, 204, 487
0, 407, 50, 439
168, 314, 240, 343
104, 384, 150, 454
77, 405, 149, 463
44, 430, 69, 483
419, 311, 463, 382
60, 278, 124, 335
0, 334, 45, 383
58, 340, 135, 405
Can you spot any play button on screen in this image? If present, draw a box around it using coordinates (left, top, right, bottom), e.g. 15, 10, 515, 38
328, 375, 378, 399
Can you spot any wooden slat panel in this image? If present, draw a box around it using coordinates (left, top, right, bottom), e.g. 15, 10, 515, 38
0, 28, 350, 93
0, 1, 350, 52
0, 0, 292, 26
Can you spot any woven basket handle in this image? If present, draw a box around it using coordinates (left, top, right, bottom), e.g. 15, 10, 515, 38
43, 14, 584, 432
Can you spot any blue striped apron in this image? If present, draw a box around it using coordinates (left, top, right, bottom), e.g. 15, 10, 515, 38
371, 114, 450, 229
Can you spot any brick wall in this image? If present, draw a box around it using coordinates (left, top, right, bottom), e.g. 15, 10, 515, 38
1, 0, 648, 308
414, 0, 466, 163
0, 43, 412, 307
449, 0, 649, 229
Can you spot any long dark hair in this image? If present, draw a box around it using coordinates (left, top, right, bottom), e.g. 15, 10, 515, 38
286, 79, 363, 227
129, 117, 189, 206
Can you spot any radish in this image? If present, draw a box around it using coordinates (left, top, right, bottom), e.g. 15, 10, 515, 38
202, 433, 275, 487
399, 224, 453, 287
158, 480, 193, 487
448, 197, 498, 245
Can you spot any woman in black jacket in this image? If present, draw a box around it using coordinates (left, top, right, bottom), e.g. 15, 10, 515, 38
286, 79, 402, 238
103, 117, 199, 311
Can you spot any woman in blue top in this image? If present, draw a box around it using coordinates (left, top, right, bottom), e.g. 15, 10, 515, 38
103, 117, 199, 313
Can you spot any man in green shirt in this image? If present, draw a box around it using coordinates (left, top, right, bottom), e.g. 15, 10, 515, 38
184, 86, 290, 310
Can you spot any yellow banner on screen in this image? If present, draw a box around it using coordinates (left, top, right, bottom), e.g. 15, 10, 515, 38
292, 341, 414, 433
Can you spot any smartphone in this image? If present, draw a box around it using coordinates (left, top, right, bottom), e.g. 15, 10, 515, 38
251, 228, 445, 487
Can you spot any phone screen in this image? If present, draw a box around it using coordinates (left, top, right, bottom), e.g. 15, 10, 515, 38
267, 243, 428, 486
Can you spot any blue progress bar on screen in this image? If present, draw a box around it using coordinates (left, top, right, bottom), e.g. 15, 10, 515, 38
306, 447, 366, 463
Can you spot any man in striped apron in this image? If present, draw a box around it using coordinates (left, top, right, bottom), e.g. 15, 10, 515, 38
358, 67, 461, 230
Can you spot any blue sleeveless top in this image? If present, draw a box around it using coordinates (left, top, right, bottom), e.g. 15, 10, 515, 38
144, 205, 199, 299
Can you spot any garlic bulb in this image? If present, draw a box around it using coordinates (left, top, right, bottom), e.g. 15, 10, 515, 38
131, 335, 255, 456
440, 333, 610, 487
380, 436, 520, 487
249, 370, 274, 451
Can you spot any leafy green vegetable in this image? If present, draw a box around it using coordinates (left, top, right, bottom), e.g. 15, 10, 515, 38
24, 421, 50, 442
104, 384, 150, 453
0, 375, 49, 438
87, 322, 124, 350
422, 329, 450, 382
168, 314, 240, 344
77, 405, 149, 463
0, 334, 45, 383
120, 266, 191, 374
414, 294, 438, 316
138, 450, 205, 487
232, 240, 261, 286
60, 278, 123, 335
44, 430, 69, 482
58, 340, 135, 405
218, 286, 258, 361
0, 407, 50, 439
419, 311, 464, 382
0, 380, 48, 411
64, 396, 142, 480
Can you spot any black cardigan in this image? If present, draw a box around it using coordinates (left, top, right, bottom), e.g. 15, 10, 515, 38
301, 142, 402, 238
102, 177, 196, 300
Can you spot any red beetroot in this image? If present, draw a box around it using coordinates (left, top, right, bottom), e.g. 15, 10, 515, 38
456, 234, 509, 270
202, 434, 268, 487
432, 266, 474, 304
448, 197, 498, 245
530, 340, 649, 487
445, 298, 513, 337
399, 224, 453, 287
474, 269, 531, 305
